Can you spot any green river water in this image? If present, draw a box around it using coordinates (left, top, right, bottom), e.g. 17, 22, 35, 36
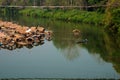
0, 8, 120, 79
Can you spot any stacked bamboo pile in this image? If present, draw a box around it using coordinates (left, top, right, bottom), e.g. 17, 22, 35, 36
0, 20, 52, 50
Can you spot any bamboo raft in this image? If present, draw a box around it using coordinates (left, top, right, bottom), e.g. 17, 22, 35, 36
0, 20, 52, 50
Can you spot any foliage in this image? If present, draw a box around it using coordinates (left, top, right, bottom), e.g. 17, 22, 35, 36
0, 0, 106, 6
19, 8, 104, 25
0, 0, 119, 34
104, 0, 120, 34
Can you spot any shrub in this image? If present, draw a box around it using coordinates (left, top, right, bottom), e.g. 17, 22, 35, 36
19, 9, 104, 25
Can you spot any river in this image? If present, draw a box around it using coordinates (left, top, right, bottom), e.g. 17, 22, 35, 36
0, 8, 120, 79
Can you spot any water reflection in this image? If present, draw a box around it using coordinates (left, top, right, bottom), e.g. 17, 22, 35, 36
0, 45, 120, 79
60, 45, 80, 61
18, 16, 120, 75
0, 8, 120, 79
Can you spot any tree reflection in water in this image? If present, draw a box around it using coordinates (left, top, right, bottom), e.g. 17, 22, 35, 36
60, 45, 80, 61
0, 9, 120, 74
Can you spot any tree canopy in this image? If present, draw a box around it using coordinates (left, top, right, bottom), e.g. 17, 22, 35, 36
0, 0, 107, 6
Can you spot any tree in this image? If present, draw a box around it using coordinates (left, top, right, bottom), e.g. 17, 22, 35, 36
105, 0, 120, 34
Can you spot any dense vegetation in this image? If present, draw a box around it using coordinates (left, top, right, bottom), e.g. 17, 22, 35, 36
104, 0, 120, 48
0, 0, 107, 6
105, 0, 120, 34
0, 0, 120, 36
19, 8, 104, 25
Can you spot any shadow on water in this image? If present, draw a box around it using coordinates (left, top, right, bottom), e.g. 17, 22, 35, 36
0, 8, 120, 79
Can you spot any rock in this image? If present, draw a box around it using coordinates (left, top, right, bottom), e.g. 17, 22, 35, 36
0, 20, 52, 50
72, 29, 81, 36
0, 42, 3, 46
76, 39, 88, 43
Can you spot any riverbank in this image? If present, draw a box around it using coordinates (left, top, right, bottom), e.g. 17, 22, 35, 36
19, 8, 104, 25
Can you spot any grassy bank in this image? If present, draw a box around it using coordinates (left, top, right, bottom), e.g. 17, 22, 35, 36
19, 8, 104, 25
